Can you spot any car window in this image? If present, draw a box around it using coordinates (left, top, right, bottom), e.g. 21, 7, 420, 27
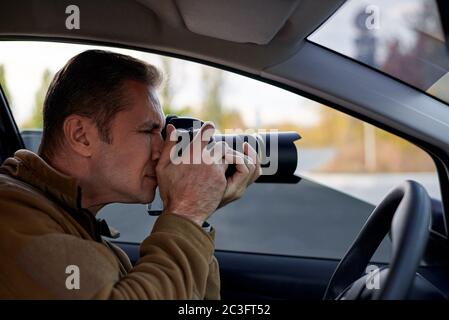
309, 0, 449, 105
0, 41, 441, 262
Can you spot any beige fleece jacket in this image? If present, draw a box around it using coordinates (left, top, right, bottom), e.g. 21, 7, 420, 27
0, 149, 220, 299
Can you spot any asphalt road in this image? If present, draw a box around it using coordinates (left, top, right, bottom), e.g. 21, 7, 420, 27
98, 177, 395, 263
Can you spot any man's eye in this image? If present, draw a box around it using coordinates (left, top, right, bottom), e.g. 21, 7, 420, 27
142, 130, 162, 138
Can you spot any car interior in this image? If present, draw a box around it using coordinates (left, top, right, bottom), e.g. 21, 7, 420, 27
1, 0, 449, 300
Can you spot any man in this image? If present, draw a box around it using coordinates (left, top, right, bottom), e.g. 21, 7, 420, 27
0, 50, 260, 299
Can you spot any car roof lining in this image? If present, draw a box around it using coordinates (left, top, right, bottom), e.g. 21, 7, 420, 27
169, 0, 301, 45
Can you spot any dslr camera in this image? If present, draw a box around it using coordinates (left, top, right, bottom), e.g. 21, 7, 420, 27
148, 115, 301, 215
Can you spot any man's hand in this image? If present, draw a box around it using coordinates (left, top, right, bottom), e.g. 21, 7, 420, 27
156, 123, 227, 226
219, 142, 261, 208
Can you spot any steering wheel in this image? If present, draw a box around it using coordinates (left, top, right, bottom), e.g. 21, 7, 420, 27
323, 180, 431, 300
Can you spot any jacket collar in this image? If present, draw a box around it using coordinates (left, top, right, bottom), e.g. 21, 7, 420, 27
0, 149, 82, 211
0, 149, 119, 240
0, 149, 120, 241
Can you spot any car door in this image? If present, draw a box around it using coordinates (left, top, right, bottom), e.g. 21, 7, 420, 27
111, 184, 376, 300
1, 40, 445, 300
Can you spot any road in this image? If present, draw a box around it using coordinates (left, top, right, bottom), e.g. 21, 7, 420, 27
96, 172, 442, 263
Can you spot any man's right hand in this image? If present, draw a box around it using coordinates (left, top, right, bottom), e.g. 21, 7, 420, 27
156, 123, 228, 226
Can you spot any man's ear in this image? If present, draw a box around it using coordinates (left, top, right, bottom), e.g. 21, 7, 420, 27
62, 115, 98, 157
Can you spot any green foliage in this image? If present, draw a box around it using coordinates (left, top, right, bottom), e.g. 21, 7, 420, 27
201, 67, 224, 128
0, 65, 12, 106
301, 105, 434, 172
22, 69, 53, 129
161, 62, 241, 130
159, 57, 194, 117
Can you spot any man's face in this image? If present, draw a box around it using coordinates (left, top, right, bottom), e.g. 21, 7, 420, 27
91, 80, 165, 204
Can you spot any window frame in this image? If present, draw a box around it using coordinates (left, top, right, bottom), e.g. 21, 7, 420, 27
1, 37, 447, 243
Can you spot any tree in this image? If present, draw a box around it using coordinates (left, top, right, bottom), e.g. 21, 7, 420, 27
22, 69, 53, 129
160, 57, 174, 114
0, 65, 12, 106
220, 108, 246, 130
201, 67, 225, 128
159, 56, 192, 117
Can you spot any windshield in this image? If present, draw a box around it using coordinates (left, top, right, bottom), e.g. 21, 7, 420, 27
308, 0, 449, 104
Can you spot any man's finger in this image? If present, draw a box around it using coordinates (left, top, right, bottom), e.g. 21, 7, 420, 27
202, 141, 227, 164
193, 122, 215, 147
158, 124, 178, 167
224, 152, 249, 178
186, 122, 215, 162
243, 142, 257, 165
243, 142, 261, 182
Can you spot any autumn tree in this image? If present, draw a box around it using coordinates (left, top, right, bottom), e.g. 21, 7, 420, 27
22, 69, 53, 129
159, 56, 192, 117
201, 67, 225, 128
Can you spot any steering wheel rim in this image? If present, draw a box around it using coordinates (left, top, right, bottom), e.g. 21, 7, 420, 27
323, 180, 431, 300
